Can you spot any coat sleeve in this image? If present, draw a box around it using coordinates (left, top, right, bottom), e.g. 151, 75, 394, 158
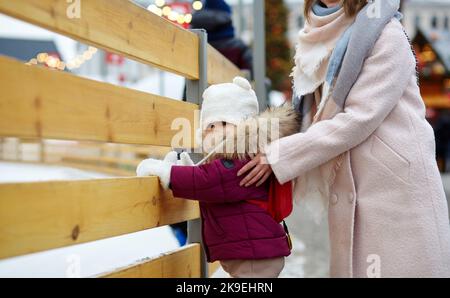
170, 160, 266, 203
266, 20, 416, 184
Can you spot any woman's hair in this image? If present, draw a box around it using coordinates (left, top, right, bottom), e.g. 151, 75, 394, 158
304, 0, 367, 20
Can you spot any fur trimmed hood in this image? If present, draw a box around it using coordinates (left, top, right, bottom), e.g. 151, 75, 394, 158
201, 104, 301, 161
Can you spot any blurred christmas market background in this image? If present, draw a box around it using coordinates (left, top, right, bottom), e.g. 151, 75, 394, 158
1, 0, 448, 110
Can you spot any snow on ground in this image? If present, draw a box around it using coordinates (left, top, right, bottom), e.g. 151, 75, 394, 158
280, 236, 307, 278
0, 162, 180, 278
0, 227, 180, 278
128, 72, 185, 101
0, 161, 112, 183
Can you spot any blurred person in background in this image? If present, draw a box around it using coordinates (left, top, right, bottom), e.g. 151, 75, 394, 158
191, 0, 253, 78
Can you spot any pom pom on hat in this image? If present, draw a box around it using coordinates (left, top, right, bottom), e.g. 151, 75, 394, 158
233, 76, 252, 91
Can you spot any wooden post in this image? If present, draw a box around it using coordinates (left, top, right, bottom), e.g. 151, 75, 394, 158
186, 29, 209, 278
253, 0, 267, 109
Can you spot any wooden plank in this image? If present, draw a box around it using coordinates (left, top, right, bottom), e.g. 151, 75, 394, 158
0, 159, 135, 177
61, 154, 140, 167
207, 46, 242, 84
99, 244, 201, 278
60, 143, 172, 157
0, 178, 200, 259
0, 0, 199, 79
61, 163, 133, 176
0, 56, 197, 146
209, 262, 221, 277
57, 161, 134, 177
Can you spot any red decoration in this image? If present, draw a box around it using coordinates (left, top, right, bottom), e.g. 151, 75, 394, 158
106, 52, 125, 65
118, 74, 126, 83
167, 2, 191, 29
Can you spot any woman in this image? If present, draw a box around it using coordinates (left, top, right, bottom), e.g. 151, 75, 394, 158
239, 0, 450, 277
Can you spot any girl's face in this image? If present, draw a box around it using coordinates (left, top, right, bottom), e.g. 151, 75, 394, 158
203, 121, 236, 153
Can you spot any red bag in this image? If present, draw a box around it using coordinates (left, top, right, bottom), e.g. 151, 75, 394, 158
248, 178, 294, 250
248, 177, 293, 223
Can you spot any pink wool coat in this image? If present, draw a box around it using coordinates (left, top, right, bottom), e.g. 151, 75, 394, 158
266, 19, 450, 277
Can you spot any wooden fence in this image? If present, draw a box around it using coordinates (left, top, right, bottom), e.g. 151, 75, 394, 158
0, 0, 241, 277
1, 138, 170, 176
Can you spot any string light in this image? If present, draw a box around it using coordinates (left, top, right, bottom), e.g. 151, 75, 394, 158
147, 4, 163, 16
155, 0, 166, 7
168, 10, 179, 21
46, 56, 59, 68
37, 53, 48, 63
192, 1, 203, 10
148, 0, 200, 25
162, 6, 172, 16
26, 46, 98, 71
184, 13, 192, 24
177, 14, 185, 24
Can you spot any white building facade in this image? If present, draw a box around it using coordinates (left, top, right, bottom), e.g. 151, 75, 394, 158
403, 0, 450, 37
263, 0, 450, 48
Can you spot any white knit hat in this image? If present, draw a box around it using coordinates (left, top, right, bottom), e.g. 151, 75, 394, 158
200, 77, 259, 130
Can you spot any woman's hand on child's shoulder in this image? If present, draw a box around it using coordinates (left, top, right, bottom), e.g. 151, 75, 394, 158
237, 153, 273, 187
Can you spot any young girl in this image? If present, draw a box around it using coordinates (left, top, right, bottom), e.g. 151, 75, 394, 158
137, 77, 300, 278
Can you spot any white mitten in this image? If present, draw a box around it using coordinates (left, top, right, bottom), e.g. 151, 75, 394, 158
136, 151, 178, 189
178, 152, 195, 166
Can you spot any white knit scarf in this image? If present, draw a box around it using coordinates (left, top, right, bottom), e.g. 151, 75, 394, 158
292, 7, 354, 99
291, 6, 355, 223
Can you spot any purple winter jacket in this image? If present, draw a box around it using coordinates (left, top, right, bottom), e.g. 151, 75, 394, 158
170, 158, 291, 262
